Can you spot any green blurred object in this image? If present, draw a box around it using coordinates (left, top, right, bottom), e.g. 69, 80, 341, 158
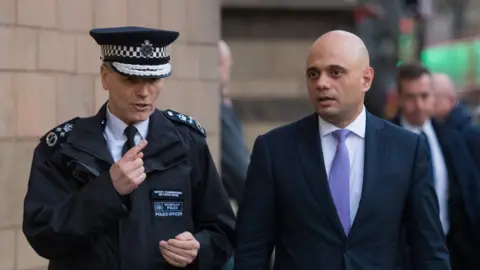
420, 38, 480, 87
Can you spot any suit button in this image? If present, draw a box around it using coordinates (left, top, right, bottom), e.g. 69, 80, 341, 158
343, 245, 349, 254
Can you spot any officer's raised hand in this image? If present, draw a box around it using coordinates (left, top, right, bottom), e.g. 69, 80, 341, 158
159, 231, 200, 268
109, 140, 148, 195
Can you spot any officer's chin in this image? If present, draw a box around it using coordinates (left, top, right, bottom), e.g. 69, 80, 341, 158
130, 109, 154, 122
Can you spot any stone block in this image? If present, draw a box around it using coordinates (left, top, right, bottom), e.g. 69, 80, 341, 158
0, 0, 15, 25
127, 0, 159, 28
57, 0, 94, 31
229, 40, 276, 80
94, 0, 127, 28
15, 228, 48, 270
186, 0, 220, 43
0, 26, 38, 70
0, 73, 16, 139
0, 140, 37, 228
56, 74, 95, 123
0, 229, 14, 270
229, 79, 303, 98
76, 34, 101, 74
38, 30, 76, 72
16, 73, 57, 137
181, 81, 220, 134
156, 79, 189, 112
198, 45, 219, 81
17, 0, 56, 28
169, 43, 200, 80
158, 0, 188, 42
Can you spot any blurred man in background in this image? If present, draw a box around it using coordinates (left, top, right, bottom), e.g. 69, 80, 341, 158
218, 40, 251, 270
392, 63, 480, 270
432, 73, 480, 169
218, 40, 250, 207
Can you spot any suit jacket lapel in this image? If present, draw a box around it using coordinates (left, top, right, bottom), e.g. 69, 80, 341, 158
296, 113, 346, 237
349, 113, 387, 236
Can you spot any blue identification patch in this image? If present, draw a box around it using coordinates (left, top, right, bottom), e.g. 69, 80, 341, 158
153, 201, 183, 217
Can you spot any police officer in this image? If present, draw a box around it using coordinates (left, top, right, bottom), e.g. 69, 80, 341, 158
22, 26, 236, 270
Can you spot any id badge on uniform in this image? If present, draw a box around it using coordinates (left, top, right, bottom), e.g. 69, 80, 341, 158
150, 189, 184, 217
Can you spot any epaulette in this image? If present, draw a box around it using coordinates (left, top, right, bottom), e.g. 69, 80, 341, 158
163, 109, 206, 137
40, 117, 80, 149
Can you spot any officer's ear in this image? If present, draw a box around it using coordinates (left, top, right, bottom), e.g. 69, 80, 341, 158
100, 63, 111, 91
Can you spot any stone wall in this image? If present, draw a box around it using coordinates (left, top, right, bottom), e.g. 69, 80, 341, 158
0, 0, 221, 269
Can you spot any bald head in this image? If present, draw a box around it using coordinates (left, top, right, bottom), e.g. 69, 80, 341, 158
218, 40, 232, 67
308, 30, 370, 68
218, 40, 232, 97
431, 73, 457, 119
432, 73, 456, 98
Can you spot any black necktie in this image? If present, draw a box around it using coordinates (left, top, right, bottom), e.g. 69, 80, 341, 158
120, 125, 138, 209
421, 131, 435, 183
122, 125, 138, 156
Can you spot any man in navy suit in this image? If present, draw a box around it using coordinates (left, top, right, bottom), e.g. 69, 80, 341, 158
234, 31, 450, 270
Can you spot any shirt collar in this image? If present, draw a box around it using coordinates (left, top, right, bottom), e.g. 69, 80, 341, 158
318, 106, 366, 139
105, 104, 149, 140
400, 117, 433, 135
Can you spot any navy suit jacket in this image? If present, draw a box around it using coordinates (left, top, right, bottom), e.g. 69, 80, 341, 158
234, 112, 450, 270
392, 115, 480, 270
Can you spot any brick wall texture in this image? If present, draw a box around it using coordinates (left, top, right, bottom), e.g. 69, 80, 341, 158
0, 0, 221, 269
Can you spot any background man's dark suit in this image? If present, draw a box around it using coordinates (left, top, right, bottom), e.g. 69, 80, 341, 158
234, 112, 449, 270
443, 103, 480, 171
392, 116, 480, 270
221, 101, 250, 203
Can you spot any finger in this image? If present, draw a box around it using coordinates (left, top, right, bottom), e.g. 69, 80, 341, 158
162, 250, 186, 268
168, 239, 199, 250
175, 231, 194, 241
132, 173, 146, 186
130, 164, 145, 178
122, 140, 148, 160
122, 158, 143, 173
162, 248, 190, 266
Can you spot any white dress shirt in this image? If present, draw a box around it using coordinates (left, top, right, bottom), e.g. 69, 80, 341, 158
103, 105, 149, 162
401, 118, 450, 234
319, 107, 366, 225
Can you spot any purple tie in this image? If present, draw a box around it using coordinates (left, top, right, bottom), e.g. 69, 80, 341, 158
329, 129, 351, 235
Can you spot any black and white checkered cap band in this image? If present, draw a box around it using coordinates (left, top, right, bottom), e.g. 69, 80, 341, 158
100, 44, 169, 59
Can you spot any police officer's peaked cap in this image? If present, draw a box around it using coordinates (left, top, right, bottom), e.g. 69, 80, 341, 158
89, 26, 179, 79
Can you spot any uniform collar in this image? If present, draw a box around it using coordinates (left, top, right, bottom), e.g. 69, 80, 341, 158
105, 104, 149, 140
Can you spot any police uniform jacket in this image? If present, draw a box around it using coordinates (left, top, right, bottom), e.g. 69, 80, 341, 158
22, 104, 236, 270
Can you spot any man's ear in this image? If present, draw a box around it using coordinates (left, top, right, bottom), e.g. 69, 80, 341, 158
362, 67, 375, 93
100, 64, 110, 91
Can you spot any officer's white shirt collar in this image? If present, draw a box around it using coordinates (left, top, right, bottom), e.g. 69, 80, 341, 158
318, 106, 366, 139
105, 104, 149, 140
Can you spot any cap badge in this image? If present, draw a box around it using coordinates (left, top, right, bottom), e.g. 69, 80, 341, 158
140, 40, 154, 57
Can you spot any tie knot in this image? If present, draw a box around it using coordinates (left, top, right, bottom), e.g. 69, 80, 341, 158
124, 125, 138, 141
332, 129, 351, 143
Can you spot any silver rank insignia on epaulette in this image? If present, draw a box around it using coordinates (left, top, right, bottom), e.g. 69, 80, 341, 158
164, 109, 206, 137
44, 121, 77, 147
